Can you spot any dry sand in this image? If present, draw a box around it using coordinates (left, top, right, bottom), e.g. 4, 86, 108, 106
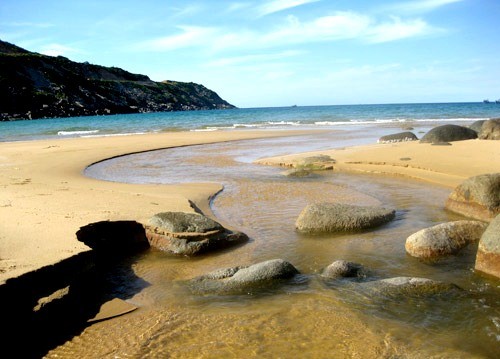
1, 133, 499, 285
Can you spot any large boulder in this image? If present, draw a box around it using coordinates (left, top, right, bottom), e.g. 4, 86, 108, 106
478, 118, 500, 140
420, 124, 477, 143
377, 131, 418, 143
475, 214, 500, 278
292, 155, 335, 170
296, 202, 395, 233
445, 173, 500, 222
405, 220, 488, 259
188, 259, 300, 294
321, 260, 365, 279
145, 212, 248, 255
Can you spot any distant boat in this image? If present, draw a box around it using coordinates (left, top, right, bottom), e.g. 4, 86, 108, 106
291, 104, 298, 108
496, 99, 500, 104
483, 99, 491, 103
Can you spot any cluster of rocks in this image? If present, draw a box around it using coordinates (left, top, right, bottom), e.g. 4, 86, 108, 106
404, 173, 499, 278
377, 118, 500, 145
186, 257, 462, 299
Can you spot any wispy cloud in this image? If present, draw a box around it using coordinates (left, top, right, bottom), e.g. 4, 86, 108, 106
263, 12, 434, 45
137, 11, 436, 53
367, 17, 432, 43
257, 0, 321, 17
388, 0, 464, 14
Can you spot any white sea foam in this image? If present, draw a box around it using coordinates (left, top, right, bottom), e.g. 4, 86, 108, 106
81, 132, 146, 138
57, 130, 99, 136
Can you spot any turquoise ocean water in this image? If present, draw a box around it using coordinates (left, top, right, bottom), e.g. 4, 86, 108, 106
1, 102, 499, 142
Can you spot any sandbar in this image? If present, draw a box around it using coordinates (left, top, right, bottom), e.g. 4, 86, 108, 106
258, 139, 500, 188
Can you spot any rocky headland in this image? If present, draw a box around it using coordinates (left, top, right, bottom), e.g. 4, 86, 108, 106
0, 40, 235, 121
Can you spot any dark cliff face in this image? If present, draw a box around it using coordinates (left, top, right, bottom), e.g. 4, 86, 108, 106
0, 40, 235, 121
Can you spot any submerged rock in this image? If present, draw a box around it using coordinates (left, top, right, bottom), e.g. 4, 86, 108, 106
292, 155, 335, 171
478, 118, 500, 140
295, 202, 395, 233
282, 168, 313, 178
405, 220, 487, 259
321, 260, 365, 279
145, 212, 248, 255
475, 214, 500, 279
377, 131, 418, 143
445, 173, 500, 222
420, 124, 477, 143
188, 259, 300, 294
359, 277, 461, 297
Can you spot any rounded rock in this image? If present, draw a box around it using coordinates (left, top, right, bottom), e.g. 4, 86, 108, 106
296, 202, 396, 233
405, 220, 488, 258
420, 124, 477, 143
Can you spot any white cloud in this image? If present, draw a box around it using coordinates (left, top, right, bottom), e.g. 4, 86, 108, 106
137, 12, 436, 53
257, 0, 321, 17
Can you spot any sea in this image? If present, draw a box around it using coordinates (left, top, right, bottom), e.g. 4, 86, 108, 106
1, 102, 499, 142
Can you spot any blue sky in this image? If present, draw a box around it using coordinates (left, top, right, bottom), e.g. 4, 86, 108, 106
1, 0, 499, 107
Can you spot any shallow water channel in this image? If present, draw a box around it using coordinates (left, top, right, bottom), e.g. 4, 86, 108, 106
53, 131, 500, 358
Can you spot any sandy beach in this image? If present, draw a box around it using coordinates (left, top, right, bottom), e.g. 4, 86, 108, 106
2, 131, 499, 285
0, 130, 321, 284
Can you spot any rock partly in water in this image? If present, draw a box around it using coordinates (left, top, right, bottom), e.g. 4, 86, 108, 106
149, 212, 223, 233
445, 173, 500, 222
145, 212, 248, 255
377, 131, 418, 143
420, 124, 478, 143
321, 260, 365, 279
188, 259, 300, 294
469, 120, 486, 134
405, 220, 488, 259
475, 214, 500, 279
478, 118, 500, 140
296, 202, 395, 234
292, 155, 335, 171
